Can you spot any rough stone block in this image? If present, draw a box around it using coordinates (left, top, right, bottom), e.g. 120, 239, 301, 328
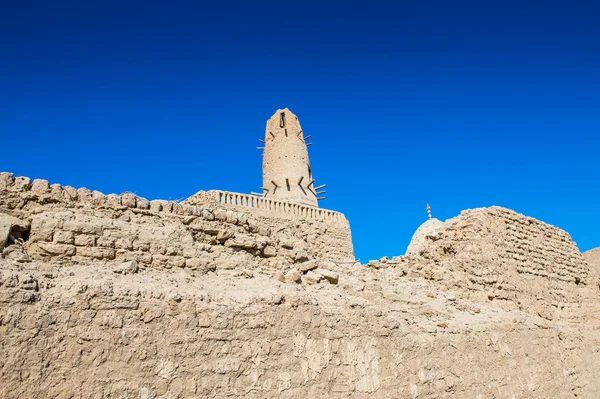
133, 241, 151, 252
76, 246, 116, 260
31, 179, 50, 194
225, 236, 257, 249
53, 230, 74, 245
184, 258, 201, 269
150, 200, 165, 213
97, 236, 115, 248
62, 186, 78, 201
181, 204, 194, 216
302, 270, 321, 285
49, 184, 63, 199
136, 197, 150, 210
171, 203, 183, 214
263, 245, 277, 258
152, 255, 170, 267
63, 221, 103, 235
115, 237, 134, 250
182, 246, 198, 258
226, 210, 238, 224
202, 209, 214, 220
161, 202, 173, 213
0, 172, 14, 190
316, 268, 339, 284
165, 246, 181, 256
74, 234, 96, 247
114, 260, 138, 275
37, 242, 76, 256
257, 226, 271, 236
121, 193, 136, 208
76, 188, 92, 203
168, 256, 186, 268
281, 239, 295, 249
299, 260, 319, 272
91, 190, 106, 206
237, 212, 248, 225
103, 194, 120, 207
275, 271, 285, 282
29, 229, 53, 243
292, 249, 309, 262
13, 176, 31, 192
284, 269, 302, 283
139, 253, 153, 265
214, 209, 227, 222
150, 242, 167, 255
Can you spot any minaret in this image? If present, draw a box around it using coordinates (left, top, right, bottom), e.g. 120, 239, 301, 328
259, 108, 323, 207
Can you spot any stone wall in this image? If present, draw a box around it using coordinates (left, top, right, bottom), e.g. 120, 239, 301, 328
585, 247, 600, 269
0, 173, 354, 270
2, 177, 600, 398
371, 206, 595, 321
2, 258, 599, 398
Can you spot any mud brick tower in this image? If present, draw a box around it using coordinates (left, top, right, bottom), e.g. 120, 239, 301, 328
260, 108, 324, 207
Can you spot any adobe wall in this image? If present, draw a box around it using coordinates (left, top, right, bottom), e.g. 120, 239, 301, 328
371, 206, 595, 321
0, 173, 354, 269
585, 247, 600, 269
3, 177, 600, 398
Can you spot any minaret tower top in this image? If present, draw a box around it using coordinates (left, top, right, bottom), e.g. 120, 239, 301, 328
260, 108, 323, 207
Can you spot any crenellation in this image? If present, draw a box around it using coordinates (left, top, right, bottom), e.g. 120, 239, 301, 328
77, 187, 92, 203
0, 172, 14, 190
120, 192, 136, 208
63, 185, 78, 201
13, 176, 31, 191
31, 179, 50, 194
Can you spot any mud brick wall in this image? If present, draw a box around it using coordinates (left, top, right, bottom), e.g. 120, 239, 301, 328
376, 207, 593, 321
0, 173, 354, 270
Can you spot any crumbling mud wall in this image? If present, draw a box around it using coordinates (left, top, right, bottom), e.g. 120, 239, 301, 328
585, 247, 600, 269
372, 206, 596, 321
2, 172, 600, 398
1, 259, 599, 398
0, 173, 354, 270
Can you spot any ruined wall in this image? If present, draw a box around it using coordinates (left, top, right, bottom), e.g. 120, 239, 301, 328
374, 206, 595, 321
585, 247, 600, 269
2, 183, 600, 398
2, 258, 600, 398
0, 173, 354, 269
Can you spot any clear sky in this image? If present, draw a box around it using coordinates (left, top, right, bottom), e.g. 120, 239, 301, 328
1, 1, 598, 261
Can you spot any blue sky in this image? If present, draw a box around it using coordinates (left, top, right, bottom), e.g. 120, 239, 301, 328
1, 1, 598, 261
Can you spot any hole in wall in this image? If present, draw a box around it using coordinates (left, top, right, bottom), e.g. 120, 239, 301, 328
5, 225, 30, 247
